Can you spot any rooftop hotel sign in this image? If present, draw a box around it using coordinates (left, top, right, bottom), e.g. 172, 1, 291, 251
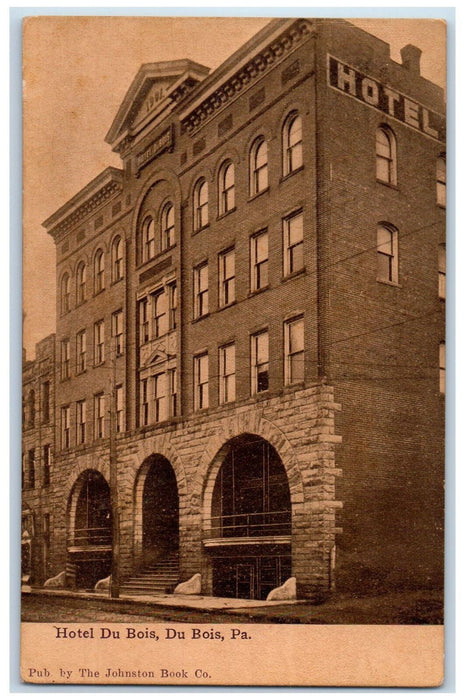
327, 55, 446, 142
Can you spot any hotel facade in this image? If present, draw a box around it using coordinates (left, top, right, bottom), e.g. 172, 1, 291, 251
22, 18, 446, 601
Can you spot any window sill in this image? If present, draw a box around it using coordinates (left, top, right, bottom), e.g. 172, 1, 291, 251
376, 278, 401, 288
75, 299, 87, 309
110, 276, 124, 287
93, 288, 105, 297
192, 223, 210, 237
192, 313, 210, 324
217, 300, 237, 312
75, 369, 87, 377
376, 178, 399, 191
436, 203, 446, 210
248, 285, 270, 298
281, 267, 306, 284
59, 376, 71, 383
280, 165, 304, 184
217, 207, 237, 222
247, 187, 269, 203
93, 361, 106, 368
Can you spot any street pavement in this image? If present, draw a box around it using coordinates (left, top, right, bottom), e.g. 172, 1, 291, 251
21, 588, 443, 624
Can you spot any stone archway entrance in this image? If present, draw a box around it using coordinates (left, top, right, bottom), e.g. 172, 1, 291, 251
136, 455, 179, 568
205, 434, 292, 600
67, 469, 112, 589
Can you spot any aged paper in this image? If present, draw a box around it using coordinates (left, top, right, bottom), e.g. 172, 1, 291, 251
21, 16, 446, 687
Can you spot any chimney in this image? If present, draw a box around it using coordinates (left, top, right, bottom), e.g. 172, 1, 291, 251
400, 44, 422, 75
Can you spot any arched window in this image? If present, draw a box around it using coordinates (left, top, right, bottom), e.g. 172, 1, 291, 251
283, 113, 303, 176
60, 273, 70, 314
76, 262, 86, 304
141, 218, 155, 263
377, 223, 398, 284
193, 179, 208, 230
376, 126, 397, 185
436, 155, 446, 206
161, 203, 175, 250
111, 236, 123, 282
218, 161, 235, 215
94, 249, 105, 294
250, 137, 268, 195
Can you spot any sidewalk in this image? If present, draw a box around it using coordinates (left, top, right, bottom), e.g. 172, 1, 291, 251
22, 585, 302, 612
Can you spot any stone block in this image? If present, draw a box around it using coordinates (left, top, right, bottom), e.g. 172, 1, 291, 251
94, 575, 111, 591
44, 571, 66, 589
174, 573, 201, 595
266, 577, 297, 601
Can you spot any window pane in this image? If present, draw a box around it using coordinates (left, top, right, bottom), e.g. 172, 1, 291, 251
255, 141, 267, 169
377, 226, 393, 254
376, 158, 390, 182
256, 332, 268, 364
288, 214, 303, 245
289, 319, 304, 353
256, 233, 268, 262
376, 129, 391, 158
289, 116, 302, 147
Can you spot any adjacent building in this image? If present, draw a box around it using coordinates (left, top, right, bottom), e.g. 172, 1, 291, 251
23, 18, 446, 600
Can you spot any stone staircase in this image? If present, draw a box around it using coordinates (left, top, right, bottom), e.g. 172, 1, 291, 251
120, 553, 179, 597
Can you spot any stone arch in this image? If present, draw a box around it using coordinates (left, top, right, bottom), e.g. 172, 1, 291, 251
132, 167, 182, 236
197, 413, 305, 529
130, 438, 186, 568
66, 467, 111, 546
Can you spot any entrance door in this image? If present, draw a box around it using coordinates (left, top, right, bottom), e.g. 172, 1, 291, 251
142, 456, 179, 566
235, 563, 255, 599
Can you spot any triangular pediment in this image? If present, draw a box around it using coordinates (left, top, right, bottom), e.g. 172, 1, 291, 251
105, 59, 209, 150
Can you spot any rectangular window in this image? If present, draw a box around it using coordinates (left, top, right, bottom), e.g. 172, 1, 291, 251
76, 399, 86, 445
153, 289, 168, 338
438, 244, 446, 300
43, 444, 51, 486
194, 262, 209, 318
61, 339, 70, 380
41, 381, 50, 423
94, 320, 105, 365
219, 248, 235, 307
219, 344, 236, 404
43, 513, 51, 547
61, 405, 70, 449
251, 230, 268, 292
112, 310, 123, 356
284, 211, 304, 276
153, 372, 167, 423
94, 393, 105, 439
27, 449, 35, 489
116, 384, 124, 433
377, 225, 398, 284
140, 378, 149, 426
76, 329, 86, 373
285, 316, 304, 385
439, 341, 445, 394
251, 330, 269, 394
168, 283, 177, 330
194, 353, 209, 410
139, 298, 149, 344
168, 368, 177, 418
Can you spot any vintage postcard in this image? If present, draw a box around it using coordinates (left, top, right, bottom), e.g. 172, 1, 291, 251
21, 15, 446, 686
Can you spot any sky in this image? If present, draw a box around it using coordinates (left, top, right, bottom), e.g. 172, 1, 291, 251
21, 15, 447, 359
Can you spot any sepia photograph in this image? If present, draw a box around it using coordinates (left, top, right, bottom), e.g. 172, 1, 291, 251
20, 13, 446, 686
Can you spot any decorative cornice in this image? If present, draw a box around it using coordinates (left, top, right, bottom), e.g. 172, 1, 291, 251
43, 168, 123, 240
180, 20, 312, 135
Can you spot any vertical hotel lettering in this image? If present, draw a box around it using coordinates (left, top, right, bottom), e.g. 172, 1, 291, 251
327, 55, 445, 141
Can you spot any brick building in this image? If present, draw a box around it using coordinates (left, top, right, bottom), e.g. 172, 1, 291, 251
22, 334, 55, 585
24, 18, 445, 600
